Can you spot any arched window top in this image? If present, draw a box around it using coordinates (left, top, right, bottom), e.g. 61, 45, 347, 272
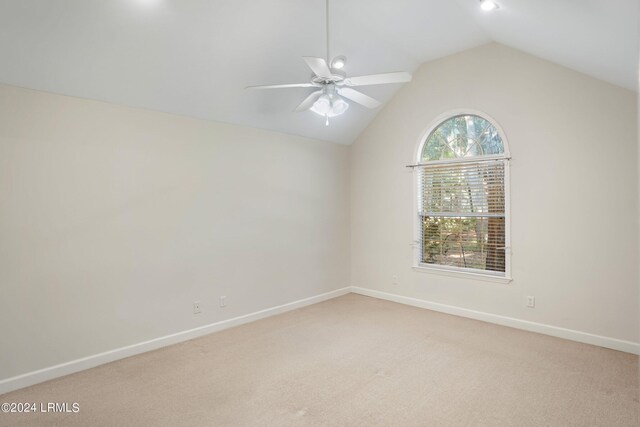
421, 114, 505, 162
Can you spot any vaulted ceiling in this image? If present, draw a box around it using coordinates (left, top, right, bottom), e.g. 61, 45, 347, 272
0, 0, 637, 144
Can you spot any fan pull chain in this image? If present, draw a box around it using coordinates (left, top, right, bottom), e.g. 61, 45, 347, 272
325, 114, 329, 126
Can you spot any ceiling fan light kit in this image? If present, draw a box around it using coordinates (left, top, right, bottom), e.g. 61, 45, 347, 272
310, 84, 349, 126
246, 0, 412, 126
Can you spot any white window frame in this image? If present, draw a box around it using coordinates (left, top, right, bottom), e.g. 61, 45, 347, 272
412, 109, 512, 284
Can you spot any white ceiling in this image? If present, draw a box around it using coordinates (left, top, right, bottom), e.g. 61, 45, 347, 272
0, 0, 636, 144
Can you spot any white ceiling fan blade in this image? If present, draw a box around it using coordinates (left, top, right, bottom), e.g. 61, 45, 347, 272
344, 71, 412, 87
338, 88, 381, 109
303, 57, 333, 79
246, 83, 315, 90
295, 90, 323, 112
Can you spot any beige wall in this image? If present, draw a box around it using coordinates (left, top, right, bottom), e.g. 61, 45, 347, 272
0, 84, 350, 380
351, 43, 639, 343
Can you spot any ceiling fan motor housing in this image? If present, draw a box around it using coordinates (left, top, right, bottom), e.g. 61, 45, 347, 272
311, 68, 346, 86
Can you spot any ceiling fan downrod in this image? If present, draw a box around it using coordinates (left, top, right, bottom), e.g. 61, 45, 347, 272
326, 0, 330, 63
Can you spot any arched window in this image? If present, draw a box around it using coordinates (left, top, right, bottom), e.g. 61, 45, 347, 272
414, 113, 511, 280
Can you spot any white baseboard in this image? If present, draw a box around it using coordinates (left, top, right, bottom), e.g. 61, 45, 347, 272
350, 286, 640, 355
0, 287, 350, 396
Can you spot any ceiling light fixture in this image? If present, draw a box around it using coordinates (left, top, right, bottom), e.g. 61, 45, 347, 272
480, 0, 499, 11
331, 55, 346, 70
310, 84, 349, 126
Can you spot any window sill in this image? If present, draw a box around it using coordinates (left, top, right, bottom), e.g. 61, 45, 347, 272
412, 265, 513, 284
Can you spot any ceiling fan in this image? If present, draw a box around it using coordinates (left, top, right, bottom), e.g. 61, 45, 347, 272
246, 0, 412, 126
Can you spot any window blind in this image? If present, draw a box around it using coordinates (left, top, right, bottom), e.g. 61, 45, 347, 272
417, 159, 506, 273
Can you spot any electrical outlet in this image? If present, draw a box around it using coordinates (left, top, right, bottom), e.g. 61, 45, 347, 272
219, 296, 227, 308
526, 296, 535, 308
392, 274, 399, 285
193, 301, 202, 314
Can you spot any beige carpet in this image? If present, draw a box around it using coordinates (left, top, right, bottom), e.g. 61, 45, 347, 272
1, 294, 638, 426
